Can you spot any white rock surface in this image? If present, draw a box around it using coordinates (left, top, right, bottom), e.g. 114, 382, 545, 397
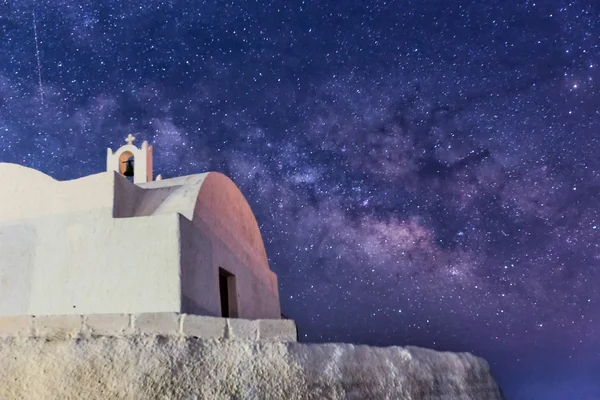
0, 336, 503, 399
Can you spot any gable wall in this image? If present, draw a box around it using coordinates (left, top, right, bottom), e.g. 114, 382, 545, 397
0, 211, 182, 316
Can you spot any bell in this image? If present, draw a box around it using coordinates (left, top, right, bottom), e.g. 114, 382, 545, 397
122, 159, 134, 177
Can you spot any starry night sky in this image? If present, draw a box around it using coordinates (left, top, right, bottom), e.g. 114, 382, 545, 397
1, 0, 599, 398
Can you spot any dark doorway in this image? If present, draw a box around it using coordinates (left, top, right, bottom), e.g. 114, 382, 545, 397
219, 268, 238, 318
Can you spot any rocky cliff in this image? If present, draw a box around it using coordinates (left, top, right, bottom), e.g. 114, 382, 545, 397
0, 313, 504, 399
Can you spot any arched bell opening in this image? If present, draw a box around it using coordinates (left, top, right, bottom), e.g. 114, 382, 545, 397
107, 135, 153, 183
118, 151, 135, 181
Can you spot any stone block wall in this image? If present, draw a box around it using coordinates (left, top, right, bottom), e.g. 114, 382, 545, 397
0, 313, 297, 342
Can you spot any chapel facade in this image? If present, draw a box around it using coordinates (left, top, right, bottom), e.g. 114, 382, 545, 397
0, 135, 281, 320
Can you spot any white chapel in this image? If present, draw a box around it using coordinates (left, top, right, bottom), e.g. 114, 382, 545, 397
0, 135, 282, 320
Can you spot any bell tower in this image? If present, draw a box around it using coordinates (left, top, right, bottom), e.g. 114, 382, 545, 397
106, 134, 153, 184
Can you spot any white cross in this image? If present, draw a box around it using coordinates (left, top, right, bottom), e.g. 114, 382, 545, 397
125, 133, 136, 145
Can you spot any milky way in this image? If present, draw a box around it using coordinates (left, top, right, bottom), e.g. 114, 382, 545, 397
0, 1, 599, 398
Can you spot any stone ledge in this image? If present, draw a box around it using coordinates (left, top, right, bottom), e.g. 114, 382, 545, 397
85, 314, 132, 336
182, 314, 226, 339
133, 313, 179, 335
227, 318, 259, 340
259, 319, 297, 341
0, 316, 33, 337
34, 315, 83, 339
0, 313, 297, 342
